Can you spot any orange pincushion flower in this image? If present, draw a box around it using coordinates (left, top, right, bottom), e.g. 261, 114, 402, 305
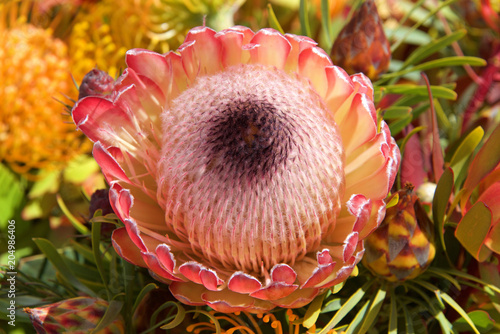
0, 20, 91, 176
72, 26, 400, 312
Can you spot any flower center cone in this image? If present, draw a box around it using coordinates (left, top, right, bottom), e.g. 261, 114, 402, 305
158, 64, 346, 274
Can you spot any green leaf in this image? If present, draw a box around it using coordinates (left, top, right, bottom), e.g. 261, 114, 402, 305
63, 155, 101, 184
28, 170, 60, 198
388, 290, 398, 334
345, 300, 370, 334
33, 238, 96, 297
318, 281, 373, 334
385, 26, 432, 47
402, 302, 415, 334
455, 202, 493, 262
321, 298, 342, 313
358, 284, 387, 334
399, 126, 425, 156
132, 283, 158, 315
0, 163, 25, 224
382, 84, 457, 100
299, 0, 311, 38
383, 57, 486, 80
402, 29, 467, 68
436, 267, 500, 294
441, 293, 480, 334
432, 168, 454, 252
91, 299, 123, 333
390, 0, 459, 53
320, 0, 332, 46
389, 114, 413, 135
92, 221, 110, 300
159, 302, 186, 330
453, 310, 494, 333
303, 293, 325, 328
267, 4, 284, 34
449, 126, 484, 182
56, 194, 89, 235
383, 106, 412, 120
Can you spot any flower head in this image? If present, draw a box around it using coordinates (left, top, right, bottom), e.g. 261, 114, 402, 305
0, 8, 91, 176
73, 25, 400, 312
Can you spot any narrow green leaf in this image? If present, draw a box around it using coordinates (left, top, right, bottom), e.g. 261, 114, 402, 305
91, 299, 123, 333
303, 293, 325, 328
383, 106, 412, 120
399, 126, 425, 156
383, 57, 485, 80
402, 29, 467, 67
449, 126, 484, 182
388, 290, 398, 334
391, 0, 458, 53
432, 168, 453, 253
33, 238, 95, 297
401, 302, 415, 334
318, 281, 372, 334
389, 114, 412, 135
132, 283, 158, 315
56, 194, 90, 235
92, 221, 110, 300
382, 84, 457, 100
345, 300, 370, 334
441, 293, 480, 334
159, 303, 186, 330
455, 202, 492, 262
358, 284, 387, 334
320, 0, 332, 46
267, 4, 284, 35
425, 267, 461, 291
321, 298, 343, 313
299, 0, 312, 38
436, 267, 500, 294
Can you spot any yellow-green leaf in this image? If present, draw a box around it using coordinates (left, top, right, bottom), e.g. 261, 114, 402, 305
455, 202, 493, 262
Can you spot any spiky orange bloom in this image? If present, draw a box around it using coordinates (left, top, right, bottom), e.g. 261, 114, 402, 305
0, 18, 91, 175
72, 26, 400, 312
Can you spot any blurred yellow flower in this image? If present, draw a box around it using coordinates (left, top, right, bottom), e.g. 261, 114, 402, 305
0, 2, 91, 177
69, 0, 246, 83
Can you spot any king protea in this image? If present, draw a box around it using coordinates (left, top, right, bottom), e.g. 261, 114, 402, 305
72, 25, 400, 312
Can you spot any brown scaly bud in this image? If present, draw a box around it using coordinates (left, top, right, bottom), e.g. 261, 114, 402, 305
330, 0, 391, 79
362, 183, 436, 282
25, 297, 125, 334
78, 68, 115, 99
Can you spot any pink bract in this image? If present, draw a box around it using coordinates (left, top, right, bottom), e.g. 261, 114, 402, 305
72, 26, 400, 312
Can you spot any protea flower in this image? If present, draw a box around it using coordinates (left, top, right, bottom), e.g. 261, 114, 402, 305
72, 25, 400, 312
362, 184, 436, 282
0, 3, 91, 177
330, 0, 391, 79
25, 297, 124, 334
